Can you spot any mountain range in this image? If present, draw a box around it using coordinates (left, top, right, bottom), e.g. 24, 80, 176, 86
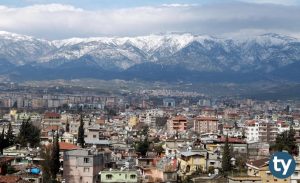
0, 31, 300, 83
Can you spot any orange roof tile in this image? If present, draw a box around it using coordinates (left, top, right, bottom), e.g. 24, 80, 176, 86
0, 176, 22, 183
59, 142, 79, 151
172, 115, 187, 121
44, 112, 61, 118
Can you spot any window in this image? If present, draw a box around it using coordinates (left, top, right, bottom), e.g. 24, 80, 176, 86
130, 175, 136, 179
84, 167, 90, 172
93, 135, 97, 138
84, 158, 90, 163
106, 174, 113, 180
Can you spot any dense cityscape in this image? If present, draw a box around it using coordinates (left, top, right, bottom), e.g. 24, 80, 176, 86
0, 82, 299, 183
1, 0, 300, 182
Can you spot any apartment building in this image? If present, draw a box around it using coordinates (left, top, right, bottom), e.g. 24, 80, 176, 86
63, 149, 111, 183
193, 116, 218, 134
167, 115, 187, 133
245, 120, 284, 143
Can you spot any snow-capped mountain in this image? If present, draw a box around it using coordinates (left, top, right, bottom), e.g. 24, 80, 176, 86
0, 31, 300, 82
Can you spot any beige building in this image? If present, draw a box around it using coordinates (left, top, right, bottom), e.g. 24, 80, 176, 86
42, 112, 61, 129
246, 158, 289, 183
167, 115, 187, 134
63, 149, 111, 183
193, 116, 218, 134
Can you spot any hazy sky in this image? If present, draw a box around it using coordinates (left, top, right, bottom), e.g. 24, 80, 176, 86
0, 0, 300, 39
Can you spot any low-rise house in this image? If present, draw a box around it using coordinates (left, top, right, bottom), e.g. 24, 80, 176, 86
228, 176, 262, 183
137, 157, 177, 183
84, 139, 111, 148
3, 145, 41, 167
100, 170, 140, 183
177, 149, 208, 175
204, 137, 247, 157
222, 124, 243, 138
246, 158, 289, 183
206, 151, 222, 170
164, 138, 193, 157
247, 142, 270, 160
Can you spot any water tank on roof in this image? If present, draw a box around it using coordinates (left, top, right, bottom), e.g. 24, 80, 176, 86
27, 168, 41, 175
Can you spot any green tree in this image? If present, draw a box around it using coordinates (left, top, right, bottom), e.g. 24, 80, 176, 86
182, 175, 192, 183
235, 156, 247, 174
5, 122, 15, 147
50, 132, 60, 181
287, 126, 298, 155
40, 145, 52, 183
0, 128, 6, 154
208, 166, 215, 174
154, 143, 164, 155
222, 135, 232, 175
17, 119, 40, 147
65, 119, 70, 133
77, 115, 85, 148
272, 126, 298, 156
136, 138, 150, 156
0, 162, 7, 175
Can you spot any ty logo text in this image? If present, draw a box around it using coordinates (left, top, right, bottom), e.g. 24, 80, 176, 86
269, 151, 296, 179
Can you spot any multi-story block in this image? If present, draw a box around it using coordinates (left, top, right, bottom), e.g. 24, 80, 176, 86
193, 116, 218, 134
63, 149, 111, 183
245, 120, 284, 143
42, 112, 61, 129
167, 115, 187, 133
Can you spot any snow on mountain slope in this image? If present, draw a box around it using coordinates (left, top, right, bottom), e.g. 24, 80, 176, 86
0, 31, 300, 73
0, 31, 54, 65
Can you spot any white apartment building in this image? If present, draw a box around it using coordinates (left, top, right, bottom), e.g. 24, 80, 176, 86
139, 109, 164, 127
245, 120, 290, 143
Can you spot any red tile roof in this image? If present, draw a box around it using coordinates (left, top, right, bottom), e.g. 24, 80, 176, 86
246, 158, 269, 168
0, 176, 22, 183
0, 157, 15, 164
195, 116, 218, 121
172, 115, 187, 121
59, 142, 79, 151
44, 112, 61, 118
218, 137, 246, 144
223, 124, 234, 129
245, 120, 256, 126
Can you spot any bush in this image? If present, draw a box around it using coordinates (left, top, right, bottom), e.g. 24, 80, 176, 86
208, 166, 215, 174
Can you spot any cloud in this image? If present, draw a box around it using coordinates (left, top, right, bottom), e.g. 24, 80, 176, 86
0, 2, 300, 39
238, 0, 299, 6
161, 3, 198, 7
